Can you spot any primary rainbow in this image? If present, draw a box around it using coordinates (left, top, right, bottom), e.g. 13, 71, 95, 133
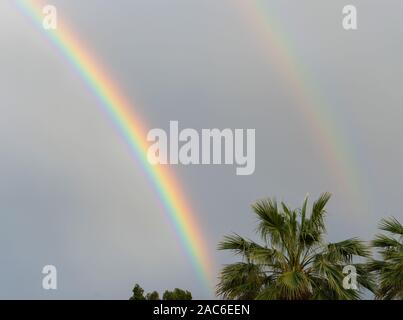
238, 0, 367, 211
15, 0, 214, 293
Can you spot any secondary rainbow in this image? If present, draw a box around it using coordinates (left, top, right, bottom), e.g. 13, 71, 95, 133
238, 0, 367, 211
15, 0, 214, 293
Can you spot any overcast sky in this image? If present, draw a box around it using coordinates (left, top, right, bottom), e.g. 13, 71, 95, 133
0, 0, 402, 299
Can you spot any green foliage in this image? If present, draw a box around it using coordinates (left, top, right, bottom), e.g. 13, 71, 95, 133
217, 193, 374, 300
367, 217, 403, 299
129, 283, 146, 300
163, 288, 192, 300
130, 197, 402, 301
130, 284, 192, 300
146, 291, 160, 300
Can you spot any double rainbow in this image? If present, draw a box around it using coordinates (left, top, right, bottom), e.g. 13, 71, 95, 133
15, 0, 368, 295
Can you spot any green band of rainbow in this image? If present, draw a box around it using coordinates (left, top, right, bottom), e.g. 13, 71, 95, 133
16, 0, 214, 294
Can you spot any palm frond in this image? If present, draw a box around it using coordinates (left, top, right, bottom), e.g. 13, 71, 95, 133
218, 234, 261, 261
325, 238, 371, 263
216, 262, 265, 299
379, 217, 403, 236
309, 192, 331, 233
252, 198, 285, 246
372, 234, 402, 249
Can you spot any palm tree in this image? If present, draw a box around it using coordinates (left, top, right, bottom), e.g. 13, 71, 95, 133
217, 193, 375, 299
367, 217, 403, 299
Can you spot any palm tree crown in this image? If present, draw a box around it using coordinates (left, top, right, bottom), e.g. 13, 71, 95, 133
217, 193, 374, 299
368, 217, 403, 299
